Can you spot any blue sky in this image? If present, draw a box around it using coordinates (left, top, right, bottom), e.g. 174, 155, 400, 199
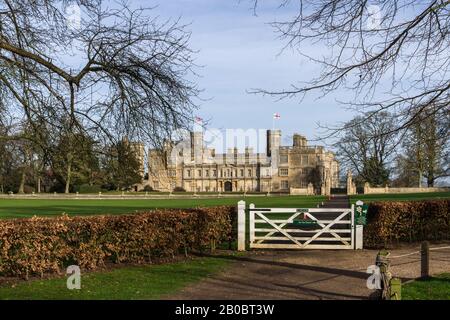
143, 0, 356, 147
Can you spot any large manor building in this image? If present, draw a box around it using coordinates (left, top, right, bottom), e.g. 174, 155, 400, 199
143, 130, 339, 194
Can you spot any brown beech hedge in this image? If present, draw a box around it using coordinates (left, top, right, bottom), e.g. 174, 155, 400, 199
364, 199, 450, 248
0, 206, 236, 278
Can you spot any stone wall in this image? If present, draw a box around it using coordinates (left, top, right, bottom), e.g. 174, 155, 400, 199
290, 183, 315, 195
363, 182, 449, 194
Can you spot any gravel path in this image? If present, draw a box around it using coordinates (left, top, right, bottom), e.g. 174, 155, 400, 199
168, 243, 450, 300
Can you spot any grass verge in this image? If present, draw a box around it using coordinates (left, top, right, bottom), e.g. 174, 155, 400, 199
0, 256, 232, 300
403, 273, 450, 300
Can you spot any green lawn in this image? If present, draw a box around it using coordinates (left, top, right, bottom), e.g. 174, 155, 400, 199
403, 273, 450, 300
350, 192, 450, 204
0, 257, 231, 300
0, 195, 325, 219
1, 192, 449, 219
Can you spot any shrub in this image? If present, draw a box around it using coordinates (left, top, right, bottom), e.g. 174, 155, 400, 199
173, 186, 186, 192
364, 199, 450, 248
23, 185, 35, 194
142, 185, 154, 192
76, 184, 102, 194
0, 206, 236, 278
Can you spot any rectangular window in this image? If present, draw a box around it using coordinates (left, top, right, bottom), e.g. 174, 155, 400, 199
279, 168, 288, 176
206, 170, 209, 177
302, 155, 309, 165
280, 154, 288, 164
281, 180, 289, 189
187, 170, 191, 178
153, 181, 159, 189
248, 169, 252, 177
198, 169, 202, 177
213, 170, 217, 177
240, 169, 244, 177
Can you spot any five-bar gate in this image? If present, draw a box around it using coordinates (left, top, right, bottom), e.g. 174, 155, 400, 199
237, 201, 361, 250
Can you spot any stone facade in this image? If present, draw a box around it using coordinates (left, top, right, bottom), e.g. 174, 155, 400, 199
146, 130, 339, 194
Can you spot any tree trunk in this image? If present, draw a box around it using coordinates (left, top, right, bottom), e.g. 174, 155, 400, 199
37, 177, 41, 193
427, 176, 434, 187
418, 170, 422, 188
18, 168, 26, 193
65, 160, 72, 194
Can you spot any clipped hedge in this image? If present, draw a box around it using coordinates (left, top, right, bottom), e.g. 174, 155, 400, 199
364, 199, 450, 248
0, 206, 235, 278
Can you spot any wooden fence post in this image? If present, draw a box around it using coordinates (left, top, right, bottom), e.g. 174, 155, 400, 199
421, 241, 430, 279
352, 203, 363, 250
390, 278, 402, 300
237, 200, 246, 251
375, 249, 392, 300
355, 225, 363, 249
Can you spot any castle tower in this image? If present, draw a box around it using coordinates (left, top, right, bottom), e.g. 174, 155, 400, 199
293, 134, 307, 148
190, 131, 203, 163
266, 129, 281, 157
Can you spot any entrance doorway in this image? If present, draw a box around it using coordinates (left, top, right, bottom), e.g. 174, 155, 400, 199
224, 181, 232, 192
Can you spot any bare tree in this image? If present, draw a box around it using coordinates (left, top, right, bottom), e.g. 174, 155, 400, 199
250, 1, 449, 136
0, 0, 198, 153
335, 111, 401, 186
399, 106, 449, 186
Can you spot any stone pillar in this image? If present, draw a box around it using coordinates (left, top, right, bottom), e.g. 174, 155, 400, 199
364, 182, 370, 194
307, 182, 314, 196
321, 182, 330, 196
346, 170, 354, 195
322, 169, 331, 196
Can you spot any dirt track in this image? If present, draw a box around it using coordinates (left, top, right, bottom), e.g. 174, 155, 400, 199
168, 244, 450, 300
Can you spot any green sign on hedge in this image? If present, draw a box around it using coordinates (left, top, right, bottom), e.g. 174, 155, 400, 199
355, 201, 368, 225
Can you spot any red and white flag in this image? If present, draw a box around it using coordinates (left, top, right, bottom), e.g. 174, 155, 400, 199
273, 113, 281, 120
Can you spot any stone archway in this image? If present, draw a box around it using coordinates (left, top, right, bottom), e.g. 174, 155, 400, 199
224, 181, 232, 192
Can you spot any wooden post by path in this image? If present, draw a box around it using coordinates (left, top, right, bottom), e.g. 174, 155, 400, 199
390, 278, 401, 300
375, 250, 391, 300
421, 241, 430, 279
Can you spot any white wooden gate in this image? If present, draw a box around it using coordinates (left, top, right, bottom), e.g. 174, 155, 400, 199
246, 203, 356, 250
